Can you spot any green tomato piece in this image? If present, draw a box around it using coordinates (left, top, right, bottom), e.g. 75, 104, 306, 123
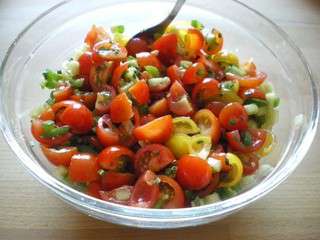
213, 51, 239, 66
213, 89, 243, 104
190, 134, 211, 160
166, 133, 192, 159
173, 117, 200, 135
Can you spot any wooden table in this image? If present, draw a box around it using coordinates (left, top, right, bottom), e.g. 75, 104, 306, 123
0, 0, 319, 239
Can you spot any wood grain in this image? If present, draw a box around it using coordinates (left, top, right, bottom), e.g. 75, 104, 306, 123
0, 0, 319, 239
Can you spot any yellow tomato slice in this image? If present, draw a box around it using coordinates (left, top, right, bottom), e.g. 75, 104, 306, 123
173, 117, 200, 135
219, 153, 243, 187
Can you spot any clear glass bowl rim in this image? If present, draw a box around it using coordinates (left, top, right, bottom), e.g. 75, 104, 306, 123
0, 0, 319, 229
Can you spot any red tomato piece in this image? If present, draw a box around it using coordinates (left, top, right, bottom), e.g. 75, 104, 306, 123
198, 51, 224, 80
101, 172, 135, 191
140, 114, 156, 125
176, 155, 212, 190
112, 62, 129, 89
100, 186, 134, 205
153, 33, 178, 66
226, 129, 267, 153
85, 25, 110, 49
70, 92, 97, 110
182, 62, 207, 85
126, 37, 150, 56
110, 92, 133, 123
149, 98, 169, 117
167, 64, 181, 82
191, 78, 220, 104
96, 114, 120, 147
136, 52, 162, 69
239, 153, 260, 176
98, 146, 134, 171
89, 61, 116, 92
184, 28, 205, 58
128, 80, 150, 105
203, 28, 223, 55
226, 71, 267, 88
68, 153, 99, 183
134, 144, 175, 175
133, 115, 173, 143
129, 170, 160, 208
40, 145, 78, 167
238, 87, 266, 100
92, 40, 127, 62
206, 101, 226, 117
53, 84, 73, 102
158, 176, 185, 208
87, 181, 102, 199
39, 107, 55, 121
198, 173, 220, 198
78, 52, 93, 77
219, 102, 248, 131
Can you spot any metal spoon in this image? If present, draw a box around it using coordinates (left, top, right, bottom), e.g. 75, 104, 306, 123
126, 0, 186, 47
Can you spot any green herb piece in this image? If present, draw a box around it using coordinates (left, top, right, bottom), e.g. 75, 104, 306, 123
111, 25, 125, 34
41, 69, 62, 89
241, 131, 252, 146
41, 120, 70, 138
137, 104, 149, 115
145, 65, 160, 78
229, 119, 236, 126
191, 19, 204, 30
164, 165, 177, 178
69, 78, 84, 89
184, 190, 197, 202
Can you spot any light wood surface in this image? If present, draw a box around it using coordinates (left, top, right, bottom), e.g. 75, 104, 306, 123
0, 0, 319, 239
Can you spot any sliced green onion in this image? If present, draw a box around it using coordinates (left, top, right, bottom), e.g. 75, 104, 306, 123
180, 60, 193, 69
145, 65, 160, 78
41, 69, 62, 89
241, 131, 252, 146
111, 25, 125, 34
191, 19, 204, 30
127, 57, 139, 68
69, 78, 84, 89
124, 66, 139, 82
244, 104, 259, 115
41, 120, 70, 138
224, 65, 246, 76
266, 92, 280, 108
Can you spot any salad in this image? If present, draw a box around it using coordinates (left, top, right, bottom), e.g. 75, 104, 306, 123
31, 20, 279, 208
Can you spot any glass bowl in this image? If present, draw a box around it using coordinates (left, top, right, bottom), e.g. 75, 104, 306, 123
0, 0, 318, 229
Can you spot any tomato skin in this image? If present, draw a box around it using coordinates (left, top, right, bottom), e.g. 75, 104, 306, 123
53, 84, 73, 102
149, 98, 169, 117
85, 25, 110, 48
134, 144, 175, 175
89, 61, 116, 92
133, 115, 173, 143
40, 145, 78, 166
70, 92, 97, 110
238, 87, 266, 100
96, 114, 120, 147
68, 153, 99, 183
226, 71, 267, 88
219, 102, 248, 131
39, 107, 55, 121
159, 176, 185, 208
93, 40, 127, 62
101, 172, 135, 191
98, 146, 134, 170
198, 173, 220, 198
52, 100, 93, 134
126, 37, 150, 56
193, 109, 221, 144
112, 62, 128, 89
206, 101, 226, 117
78, 52, 93, 77
182, 62, 207, 85
129, 170, 160, 208
87, 181, 102, 199
110, 93, 133, 123
203, 28, 223, 55
185, 28, 205, 58
176, 155, 212, 190
226, 129, 267, 153
198, 51, 224, 80
153, 33, 178, 66
100, 186, 134, 205
167, 64, 181, 83
140, 114, 156, 125
192, 78, 220, 104
95, 86, 116, 115
128, 80, 150, 105
31, 119, 72, 147
239, 153, 260, 175
136, 52, 162, 69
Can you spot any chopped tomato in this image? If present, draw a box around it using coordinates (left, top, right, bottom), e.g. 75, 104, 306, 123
133, 115, 173, 143
40, 145, 78, 167
128, 80, 150, 105
53, 84, 73, 102
85, 25, 110, 48
126, 37, 150, 56
140, 114, 156, 125
185, 28, 204, 58
78, 52, 93, 78
209, 152, 231, 172
87, 181, 102, 199
31, 119, 72, 147
193, 109, 221, 144
149, 98, 169, 117
226, 128, 267, 153
198, 51, 224, 80
136, 52, 162, 69
167, 64, 181, 82
68, 153, 99, 183
226, 71, 267, 88
110, 92, 133, 123
198, 173, 220, 197
39, 107, 55, 121
89, 61, 115, 92
129, 170, 160, 208
70, 92, 97, 110
238, 87, 266, 100
101, 172, 135, 191
92, 40, 127, 62
206, 101, 226, 117
176, 155, 212, 190
95, 86, 116, 114
219, 102, 248, 131
168, 81, 193, 116
98, 146, 134, 171
158, 176, 185, 208
100, 186, 134, 205
182, 62, 207, 85
153, 33, 178, 66
203, 28, 223, 55
52, 100, 93, 134
238, 153, 260, 175
134, 144, 175, 175
96, 114, 120, 147
112, 62, 128, 89
192, 78, 219, 104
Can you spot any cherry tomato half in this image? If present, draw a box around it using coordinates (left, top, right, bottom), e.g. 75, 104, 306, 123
101, 172, 135, 191
184, 28, 205, 58
129, 170, 160, 208
134, 144, 175, 175
203, 28, 223, 55
136, 52, 162, 69
149, 98, 169, 117
226, 71, 267, 88
238, 87, 266, 100
182, 62, 207, 85
238, 153, 260, 175
100, 186, 133, 205
153, 33, 178, 66
85, 25, 110, 48
168, 81, 194, 116
206, 101, 226, 117
93, 40, 127, 62
68, 153, 99, 183
98, 146, 134, 171
110, 92, 133, 123
167, 64, 181, 82
158, 176, 185, 208
133, 115, 173, 143
219, 102, 248, 131
95, 86, 116, 115
176, 155, 212, 190
70, 92, 97, 110
198, 173, 220, 198
192, 78, 219, 104
40, 145, 78, 167
52, 84, 73, 103
78, 51, 93, 78
96, 114, 120, 147
126, 37, 150, 56
112, 62, 128, 89
87, 181, 102, 199
128, 80, 150, 105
